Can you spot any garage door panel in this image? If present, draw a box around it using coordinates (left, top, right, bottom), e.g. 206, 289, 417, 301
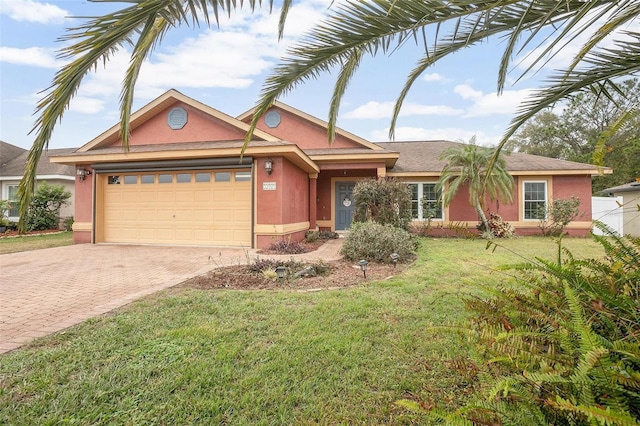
101, 170, 251, 246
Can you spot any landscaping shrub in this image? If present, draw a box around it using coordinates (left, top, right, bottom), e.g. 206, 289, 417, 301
538, 196, 581, 236
340, 221, 416, 263
352, 178, 412, 230
25, 182, 71, 231
266, 239, 307, 254
402, 221, 640, 424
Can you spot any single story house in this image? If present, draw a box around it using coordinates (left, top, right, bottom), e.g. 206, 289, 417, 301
1, 141, 75, 222
50, 89, 604, 248
601, 180, 640, 237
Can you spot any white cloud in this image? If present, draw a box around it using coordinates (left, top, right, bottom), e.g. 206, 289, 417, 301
371, 126, 500, 146
343, 101, 463, 119
454, 84, 535, 117
0, 0, 67, 23
422, 72, 444, 82
68, 96, 105, 114
0, 46, 62, 68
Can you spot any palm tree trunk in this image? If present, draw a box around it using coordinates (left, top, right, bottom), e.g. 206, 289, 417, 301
475, 203, 490, 233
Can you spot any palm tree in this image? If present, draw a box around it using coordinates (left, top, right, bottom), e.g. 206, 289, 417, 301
19, 0, 640, 229
437, 141, 514, 234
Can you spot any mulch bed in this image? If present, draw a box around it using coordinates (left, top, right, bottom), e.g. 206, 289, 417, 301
0, 229, 64, 239
177, 259, 406, 292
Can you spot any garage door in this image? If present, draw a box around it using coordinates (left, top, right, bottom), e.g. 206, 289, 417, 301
100, 170, 251, 246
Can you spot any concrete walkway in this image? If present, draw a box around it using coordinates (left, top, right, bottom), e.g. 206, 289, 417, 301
0, 239, 342, 354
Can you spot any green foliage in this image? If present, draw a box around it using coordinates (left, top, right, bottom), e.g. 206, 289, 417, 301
25, 182, 71, 231
0, 200, 10, 227
440, 222, 640, 425
438, 140, 514, 236
507, 78, 640, 193
352, 178, 412, 230
538, 196, 582, 237
63, 216, 74, 232
340, 221, 416, 263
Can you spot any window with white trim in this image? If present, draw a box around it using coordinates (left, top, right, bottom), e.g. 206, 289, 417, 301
523, 181, 547, 220
7, 184, 19, 218
409, 183, 443, 220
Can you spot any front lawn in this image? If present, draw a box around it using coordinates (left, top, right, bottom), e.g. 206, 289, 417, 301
0, 231, 73, 254
0, 237, 604, 424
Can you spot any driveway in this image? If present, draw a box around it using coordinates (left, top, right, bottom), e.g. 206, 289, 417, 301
0, 244, 254, 354
0, 240, 343, 354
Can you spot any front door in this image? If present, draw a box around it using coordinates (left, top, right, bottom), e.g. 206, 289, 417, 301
336, 181, 356, 230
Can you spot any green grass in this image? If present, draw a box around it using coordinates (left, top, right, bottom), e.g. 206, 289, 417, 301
0, 237, 604, 424
0, 231, 73, 254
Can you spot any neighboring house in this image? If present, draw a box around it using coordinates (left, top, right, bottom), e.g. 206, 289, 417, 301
0, 141, 76, 222
601, 180, 640, 237
50, 89, 604, 248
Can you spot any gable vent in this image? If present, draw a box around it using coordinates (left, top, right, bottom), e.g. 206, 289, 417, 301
167, 107, 188, 130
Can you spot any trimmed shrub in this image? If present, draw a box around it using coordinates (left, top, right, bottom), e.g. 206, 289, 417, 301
340, 221, 416, 263
353, 178, 412, 230
538, 196, 581, 236
25, 182, 71, 231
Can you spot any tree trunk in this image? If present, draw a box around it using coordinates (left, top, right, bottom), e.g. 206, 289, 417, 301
475, 203, 490, 234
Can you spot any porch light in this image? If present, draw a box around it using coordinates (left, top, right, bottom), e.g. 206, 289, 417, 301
275, 265, 286, 284
358, 259, 368, 278
77, 168, 91, 181
391, 253, 399, 269
264, 159, 273, 175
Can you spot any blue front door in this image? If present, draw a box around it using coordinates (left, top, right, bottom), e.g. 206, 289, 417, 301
336, 182, 356, 230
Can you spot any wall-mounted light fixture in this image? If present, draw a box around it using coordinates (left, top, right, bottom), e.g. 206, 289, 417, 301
77, 168, 92, 181
264, 159, 273, 175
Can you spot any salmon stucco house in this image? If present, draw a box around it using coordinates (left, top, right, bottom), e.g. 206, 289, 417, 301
51, 89, 602, 248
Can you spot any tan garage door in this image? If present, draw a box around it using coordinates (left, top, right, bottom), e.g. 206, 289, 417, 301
100, 170, 251, 246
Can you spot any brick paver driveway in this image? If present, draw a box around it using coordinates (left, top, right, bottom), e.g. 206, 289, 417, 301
0, 244, 252, 354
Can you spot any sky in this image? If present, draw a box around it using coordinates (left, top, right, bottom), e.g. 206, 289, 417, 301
0, 0, 594, 150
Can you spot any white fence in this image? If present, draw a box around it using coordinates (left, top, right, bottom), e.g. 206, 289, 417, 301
592, 196, 624, 236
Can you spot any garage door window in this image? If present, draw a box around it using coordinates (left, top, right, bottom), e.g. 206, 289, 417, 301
158, 174, 173, 183
215, 172, 231, 182
141, 175, 154, 184
195, 173, 210, 182
124, 175, 137, 184
235, 171, 251, 181
177, 173, 191, 183
108, 176, 120, 184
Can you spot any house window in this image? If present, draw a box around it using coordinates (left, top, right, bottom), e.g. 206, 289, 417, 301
7, 184, 19, 217
409, 183, 443, 220
524, 181, 547, 220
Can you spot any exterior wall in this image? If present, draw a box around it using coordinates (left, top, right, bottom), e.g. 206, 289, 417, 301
252, 106, 363, 149
72, 168, 93, 243
622, 191, 640, 237
254, 157, 311, 248
407, 174, 593, 237
1, 178, 74, 224
109, 102, 246, 147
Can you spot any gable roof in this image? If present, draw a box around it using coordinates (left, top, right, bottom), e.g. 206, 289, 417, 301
77, 89, 281, 152
237, 101, 384, 151
0, 145, 76, 178
1, 141, 27, 166
380, 140, 610, 176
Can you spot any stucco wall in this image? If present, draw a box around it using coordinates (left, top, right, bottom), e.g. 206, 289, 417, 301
552, 175, 593, 222
251, 106, 363, 149
109, 102, 246, 147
